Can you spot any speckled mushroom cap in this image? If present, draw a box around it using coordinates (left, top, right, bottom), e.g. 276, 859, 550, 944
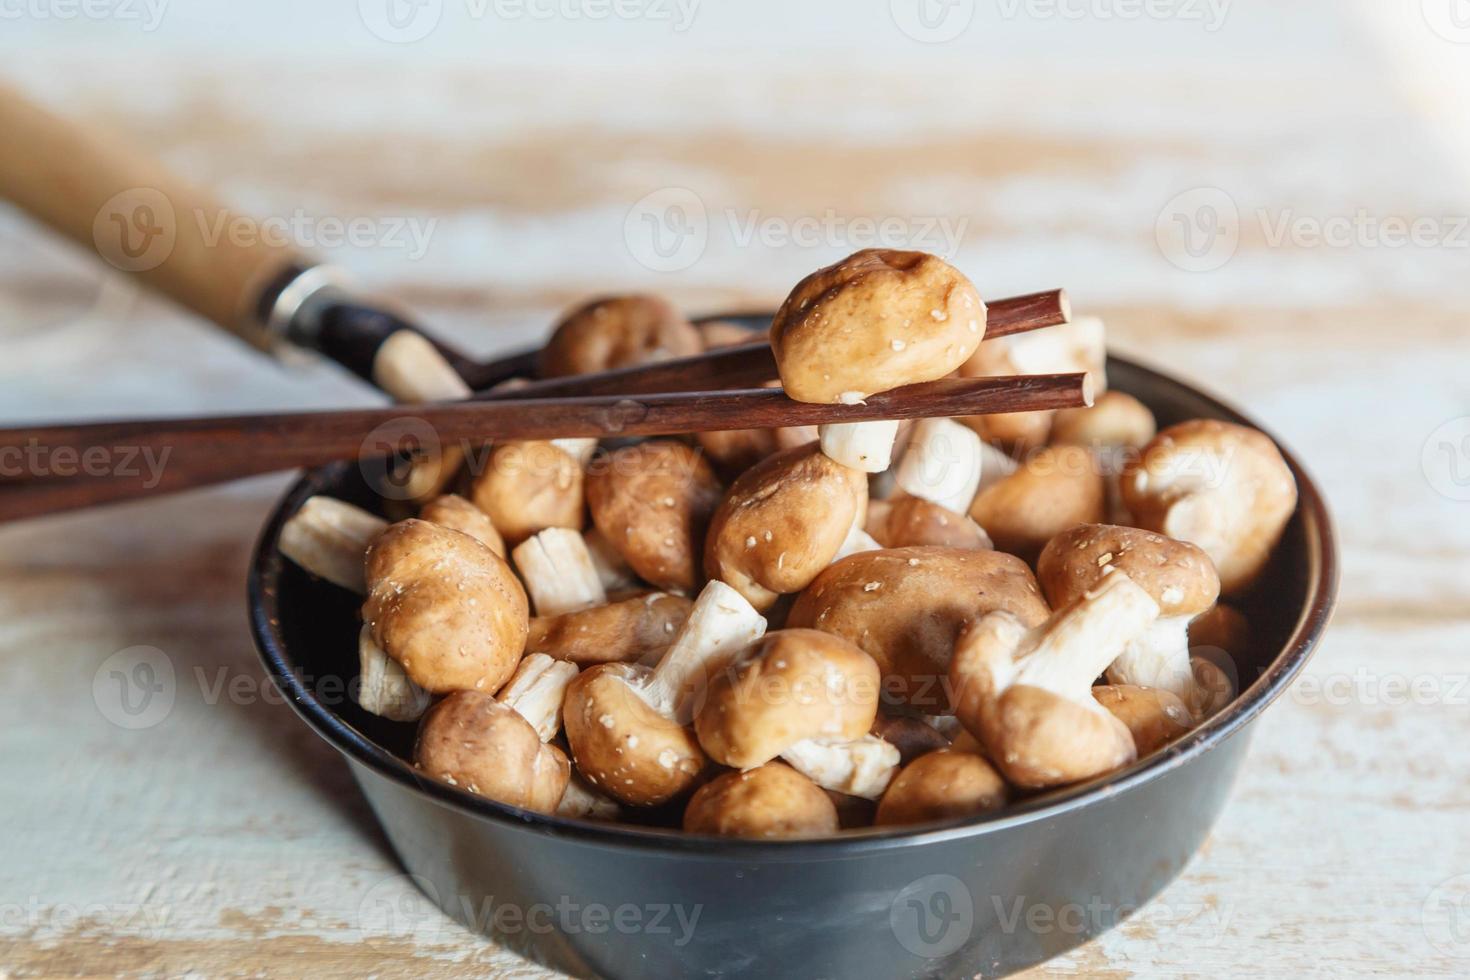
1037, 524, 1220, 619
364, 520, 529, 695
1120, 419, 1298, 595
870, 495, 991, 551
704, 443, 869, 611
786, 547, 1049, 711
586, 440, 724, 594
562, 663, 707, 807
414, 691, 570, 813
526, 593, 694, 666
695, 629, 882, 770
769, 249, 986, 404
538, 295, 702, 378
682, 763, 839, 839
1092, 684, 1193, 757
969, 445, 1108, 563
419, 493, 505, 557
874, 748, 1009, 827
470, 440, 585, 546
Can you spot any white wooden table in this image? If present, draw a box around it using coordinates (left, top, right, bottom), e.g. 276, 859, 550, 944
3, 2, 1469, 975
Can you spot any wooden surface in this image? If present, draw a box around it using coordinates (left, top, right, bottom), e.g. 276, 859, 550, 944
3, 1, 1469, 976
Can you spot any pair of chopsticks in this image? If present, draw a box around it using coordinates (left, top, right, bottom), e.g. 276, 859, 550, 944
0, 291, 1085, 522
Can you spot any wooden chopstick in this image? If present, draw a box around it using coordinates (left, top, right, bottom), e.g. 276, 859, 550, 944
0, 372, 1090, 521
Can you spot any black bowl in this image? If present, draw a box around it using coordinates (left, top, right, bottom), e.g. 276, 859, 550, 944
249, 347, 1337, 979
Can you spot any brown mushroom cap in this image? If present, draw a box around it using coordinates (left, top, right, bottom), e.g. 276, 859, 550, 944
539, 295, 701, 378
704, 443, 869, 611
563, 663, 706, 806
1189, 603, 1252, 659
527, 593, 694, 666
682, 763, 839, 839
770, 249, 986, 404
364, 520, 529, 695
874, 748, 1009, 827
870, 713, 953, 766
586, 440, 724, 593
969, 445, 1107, 563
1120, 420, 1298, 594
787, 547, 1049, 711
1050, 390, 1157, 450
1037, 524, 1220, 619
698, 319, 764, 350
694, 428, 780, 482
419, 493, 506, 557
695, 629, 881, 770
871, 495, 991, 551
414, 692, 570, 813
1093, 684, 1193, 756
470, 440, 585, 546
958, 411, 1054, 455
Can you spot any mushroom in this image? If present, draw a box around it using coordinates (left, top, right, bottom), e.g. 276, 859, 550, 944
586, 440, 724, 594
539, 295, 701, 378
695, 629, 897, 799
787, 547, 1049, 712
1037, 524, 1221, 718
948, 569, 1160, 788
364, 520, 529, 695
870, 713, 953, 766
703, 443, 868, 611
582, 527, 643, 597
418, 493, 506, 557
694, 427, 780, 481
1050, 390, 1158, 523
770, 249, 986, 473
355, 626, 432, 722
874, 748, 1009, 827
968, 444, 1107, 563
1092, 685, 1193, 756
526, 592, 694, 666
512, 527, 607, 617
563, 580, 767, 806
1121, 419, 1298, 595
1189, 603, 1250, 712
697, 319, 763, 350
1189, 602, 1251, 658
470, 440, 585, 547
869, 495, 992, 551
892, 417, 986, 516
280, 496, 388, 592
682, 763, 839, 839
557, 773, 622, 821
414, 690, 569, 813
495, 652, 580, 742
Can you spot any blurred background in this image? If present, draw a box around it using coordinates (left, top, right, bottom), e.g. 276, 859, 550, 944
3, 1, 1469, 976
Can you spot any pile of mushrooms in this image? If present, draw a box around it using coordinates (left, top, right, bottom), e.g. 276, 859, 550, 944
279, 248, 1298, 838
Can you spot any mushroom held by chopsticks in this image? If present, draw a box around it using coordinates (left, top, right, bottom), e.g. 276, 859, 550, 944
563, 580, 767, 806
1121, 419, 1298, 595
769, 249, 987, 473
968, 444, 1107, 563
787, 547, 1049, 712
586, 440, 724, 594
949, 569, 1160, 788
1092, 684, 1194, 757
703, 443, 869, 612
1037, 524, 1223, 718
682, 763, 839, 839
364, 519, 530, 695
874, 748, 1009, 827
414, 689, 570, 813
539, 295, 702, 378
526, 592, 694, 666
695, 629, 898, 800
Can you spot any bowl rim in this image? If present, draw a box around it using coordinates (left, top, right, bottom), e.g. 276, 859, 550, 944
248, 346, 1338, 860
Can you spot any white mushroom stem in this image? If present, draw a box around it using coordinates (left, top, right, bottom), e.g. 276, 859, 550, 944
557, 774, 622, 820
584, 528, 642, 593
356, 626, 431, 722
512, 528, 607, 617
780, 735, 901, 800
279, 497, 388, 593
1105, 615, 1198, 703
552, 437, 599, 466
999, 315, 1108, 392
641, 579, 767, 719
974, 439, 1019, 495
496, 653, 579, 741
894, 417, 984, 515
833, 524, 883, 562
819, 420, 901, 474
